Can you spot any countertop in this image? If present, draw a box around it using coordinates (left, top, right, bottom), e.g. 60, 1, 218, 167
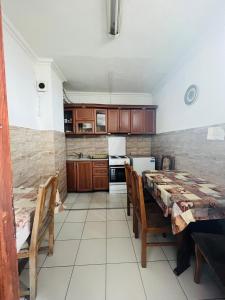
67, 157, 108, 161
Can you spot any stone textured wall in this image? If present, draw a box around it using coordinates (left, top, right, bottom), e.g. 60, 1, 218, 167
10, 126, 67, 200
151, 124, 225, 185
66, 135, 151, 156
66, 136, 108, 156
126, 136, 151, 156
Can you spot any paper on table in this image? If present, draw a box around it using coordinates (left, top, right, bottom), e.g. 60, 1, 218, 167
207, 127, 225, 141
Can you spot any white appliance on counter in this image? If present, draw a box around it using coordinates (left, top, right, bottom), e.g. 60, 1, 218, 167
130, 156, 155, 175
108, 137, 130, 194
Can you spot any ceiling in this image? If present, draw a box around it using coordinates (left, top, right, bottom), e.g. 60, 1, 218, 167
2, 0, 225, 93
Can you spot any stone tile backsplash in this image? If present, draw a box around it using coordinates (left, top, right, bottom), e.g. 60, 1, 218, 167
151, 124, 225, 186
66, 135, 151, 157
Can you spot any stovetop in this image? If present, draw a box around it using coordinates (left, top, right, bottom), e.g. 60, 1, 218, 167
110, 155, 128, 159
109, 155, 130, 166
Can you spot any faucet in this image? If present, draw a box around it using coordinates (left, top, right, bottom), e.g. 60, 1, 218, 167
73, 152, 83, 159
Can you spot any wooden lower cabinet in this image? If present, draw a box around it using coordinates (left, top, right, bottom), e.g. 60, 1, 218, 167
67, 160, 109, 192
76, 161, 93, 192
66, 161, 77, 192
93, 176, 109, 191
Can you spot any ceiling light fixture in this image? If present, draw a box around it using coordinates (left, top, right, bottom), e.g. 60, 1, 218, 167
107, 0, 121, 36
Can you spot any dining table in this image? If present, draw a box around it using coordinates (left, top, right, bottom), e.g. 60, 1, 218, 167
144, 170, 225, 275
13, 187, 38, 251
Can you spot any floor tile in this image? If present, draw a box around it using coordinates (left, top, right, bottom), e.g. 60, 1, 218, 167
36, 267, 73, 300
107, 209, 126, 221
86, 209, 107, 222
107, 221, 130, 238
169, 260, 225, 300
106, 263, 146, 300
55, 210, 69, 223
54, 222, 63, 238
66, 264, 105, 300
107, 238, 136, 263
64, 193, 78, 204
43, 240, 79, 267
161, 245, 177, 260
25, 253, 47, 269
140, 261, 186, 300
132, 238, 167, 262
106, 200, 123, 209
57, 222, 84, 240
92, 192, 107, 200
89, 201, 106, 209
82, 221, 106, 239
127, 220, 135, 237
65, 210, 88, 222
72, 202, 90, 209
76, 239, 106, 265
77, 193, 93, 201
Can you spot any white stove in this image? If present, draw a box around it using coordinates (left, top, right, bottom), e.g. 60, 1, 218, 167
109, 155, 130, 166
108, 137, 130, 194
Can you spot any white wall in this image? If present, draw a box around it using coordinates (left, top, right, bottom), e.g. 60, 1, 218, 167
3, 18, 65, 132
153, 24, 225, 134
3, 24, 40, 130
66, 91, 153, 105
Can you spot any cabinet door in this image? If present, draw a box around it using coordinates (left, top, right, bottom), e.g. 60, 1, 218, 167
145, 109, 156, 134
66, 161, 77, 192
93, 176, 109, 191
75, 121, 94, 134
95, 109, 107, 134
119, 110, 130, 133
75, 108, 94, 121
108, 109, 119, 133
64, 109, 75, 134
77, 162, 93, 192
131, 109, 145, 133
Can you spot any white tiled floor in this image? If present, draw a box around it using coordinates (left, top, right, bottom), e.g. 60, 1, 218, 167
20, 192, 225, 300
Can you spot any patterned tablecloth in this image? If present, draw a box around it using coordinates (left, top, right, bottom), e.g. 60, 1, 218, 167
13, 187, 38, 251
144, 171, 225, 234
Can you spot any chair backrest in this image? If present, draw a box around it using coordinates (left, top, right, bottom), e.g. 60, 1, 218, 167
125, 163, 133, 195
161, 155, 175, 171
30, 173, 59, 250
131, 170, 147, 228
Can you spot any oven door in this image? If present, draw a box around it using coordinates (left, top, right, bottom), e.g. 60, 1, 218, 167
109, 166, 126, 183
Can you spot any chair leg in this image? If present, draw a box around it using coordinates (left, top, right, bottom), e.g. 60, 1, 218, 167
133, 212, 139, 239
127, 195, 130, 216
141, 230, 147, 268
194, 244, 204, 284
48, 220, 54, 256
29, 253, 37, 300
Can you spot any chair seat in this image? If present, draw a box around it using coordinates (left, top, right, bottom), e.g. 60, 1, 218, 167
192, 233, 225, 285
145, 203, 171, 228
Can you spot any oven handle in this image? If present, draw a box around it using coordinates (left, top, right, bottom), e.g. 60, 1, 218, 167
109, 166, 125, 169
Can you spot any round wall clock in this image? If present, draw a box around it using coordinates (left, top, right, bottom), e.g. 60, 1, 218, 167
184, 85, 198, 105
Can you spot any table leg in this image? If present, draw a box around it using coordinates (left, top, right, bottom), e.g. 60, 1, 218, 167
174, 228, 193, 276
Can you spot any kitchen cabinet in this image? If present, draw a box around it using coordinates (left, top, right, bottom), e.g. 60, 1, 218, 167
66, 161, 77, 192
145, 109, 156, 134
75, 108, 94, 121
95, 109, 107, 134
67, 160, 109, 192
64, 104, 157, 136
108, 109, 119, 133
75, 121, 95, 134
119, 109, 130, 133
93, 160, 109, 191
131, 109, 145, 133
76, 161, 93, 192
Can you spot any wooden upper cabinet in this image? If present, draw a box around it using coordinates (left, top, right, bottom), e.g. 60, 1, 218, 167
76, 161, 93, 192
75, 108, 94, 121
131, 109, 145, 133
119, 110, 130, 133
95, 109, 107, 134
145, 109, 156, 134
108, 109, 119, 133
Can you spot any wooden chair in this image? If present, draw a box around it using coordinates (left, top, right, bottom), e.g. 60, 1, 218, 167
125, 163, 133, 216
161, 155, 175, 170
18, 173, 59, 300
131, 170, 175, 267
192, 233, 225, 287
